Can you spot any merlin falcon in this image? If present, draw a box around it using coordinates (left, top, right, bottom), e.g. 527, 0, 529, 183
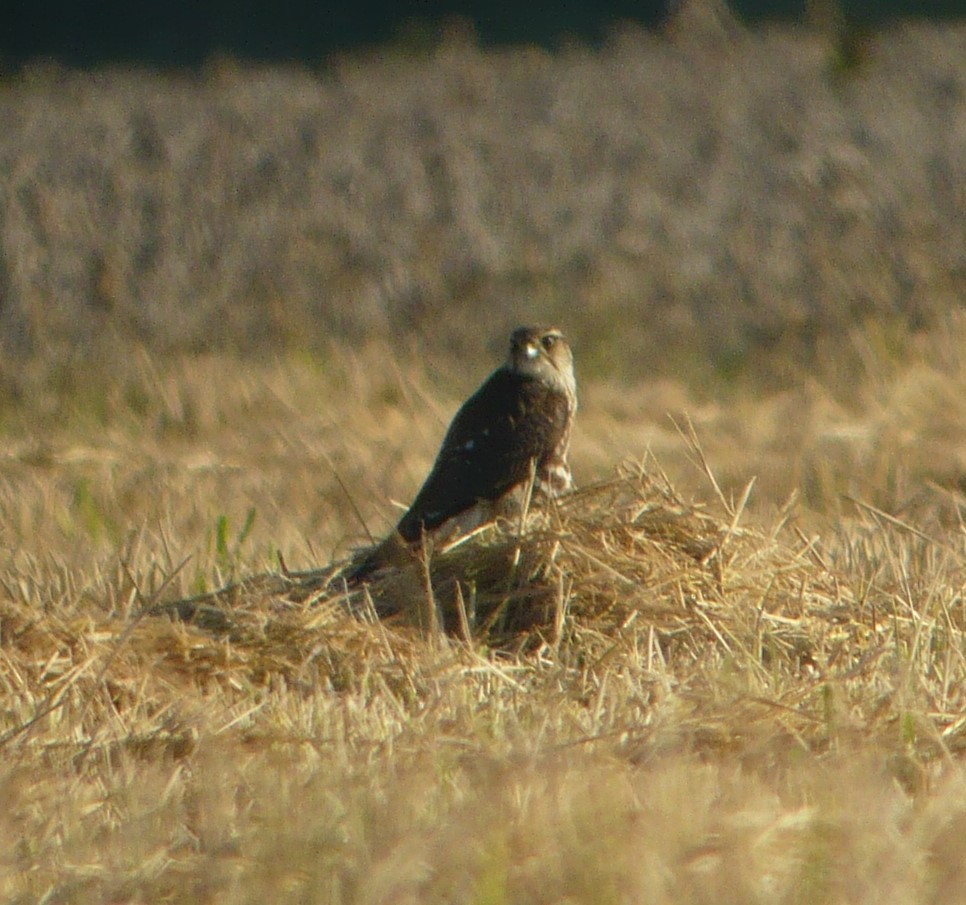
351, 325, 577, 580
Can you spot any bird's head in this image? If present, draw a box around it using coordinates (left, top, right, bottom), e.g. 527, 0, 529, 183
507, 325, 576, 399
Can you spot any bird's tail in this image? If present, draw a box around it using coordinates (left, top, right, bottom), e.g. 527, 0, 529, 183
342, 532, 412, 585
344, 549, 380, 585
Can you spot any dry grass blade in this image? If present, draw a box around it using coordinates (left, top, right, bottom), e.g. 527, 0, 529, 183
671, 414, 732, 516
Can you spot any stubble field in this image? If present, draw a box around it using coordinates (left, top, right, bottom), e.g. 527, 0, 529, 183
1, 12, 965, 903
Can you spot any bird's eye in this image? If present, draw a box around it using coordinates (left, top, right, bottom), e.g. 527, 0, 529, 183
541, 335, 557, 351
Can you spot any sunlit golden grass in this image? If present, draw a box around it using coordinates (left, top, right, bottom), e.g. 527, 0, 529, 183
1, 310, 965, 901
1, 12, 966, 901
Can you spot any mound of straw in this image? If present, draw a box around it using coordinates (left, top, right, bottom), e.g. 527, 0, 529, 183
149, 462, 847, 672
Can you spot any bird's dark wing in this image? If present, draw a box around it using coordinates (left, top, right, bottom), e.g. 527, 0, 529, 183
395, 368, 571, 543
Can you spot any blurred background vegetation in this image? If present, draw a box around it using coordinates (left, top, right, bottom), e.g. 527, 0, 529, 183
0, 0, 963, 412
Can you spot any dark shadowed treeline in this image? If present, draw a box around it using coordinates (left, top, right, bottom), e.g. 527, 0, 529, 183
2, 0, 964, 66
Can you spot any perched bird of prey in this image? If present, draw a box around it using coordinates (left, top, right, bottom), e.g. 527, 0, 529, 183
350, 325, 577, 580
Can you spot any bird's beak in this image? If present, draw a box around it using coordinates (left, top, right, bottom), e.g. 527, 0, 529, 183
525, 343, 540, 360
